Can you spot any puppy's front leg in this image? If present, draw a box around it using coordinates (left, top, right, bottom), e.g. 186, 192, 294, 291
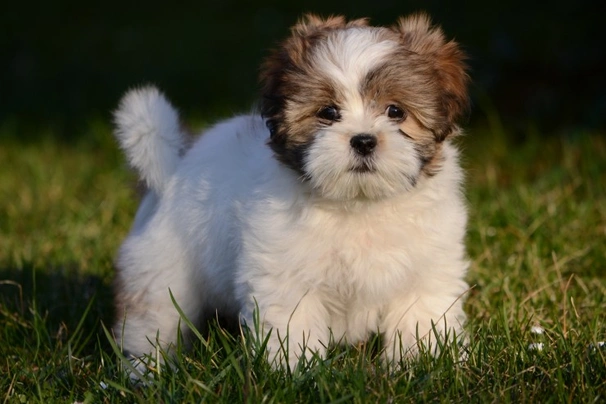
380, 291, 466, 365
249, 291, 330, 370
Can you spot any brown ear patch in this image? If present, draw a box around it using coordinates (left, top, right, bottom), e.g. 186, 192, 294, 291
394, 13, 470, 140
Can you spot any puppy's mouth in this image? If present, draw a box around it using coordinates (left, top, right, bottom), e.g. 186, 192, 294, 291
349, 160, 376, 173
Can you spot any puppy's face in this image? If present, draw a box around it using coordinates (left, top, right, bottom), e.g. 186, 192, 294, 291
261, 14, 469, 201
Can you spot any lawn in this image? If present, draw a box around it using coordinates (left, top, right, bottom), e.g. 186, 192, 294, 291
1, 119, 605, 403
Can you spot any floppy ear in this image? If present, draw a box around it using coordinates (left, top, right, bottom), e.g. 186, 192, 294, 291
395, 13, 469, 138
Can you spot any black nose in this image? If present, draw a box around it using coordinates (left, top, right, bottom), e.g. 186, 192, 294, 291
350, 134, 377, 156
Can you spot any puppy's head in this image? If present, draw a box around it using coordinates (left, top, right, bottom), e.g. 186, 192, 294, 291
261, 13, 469, 201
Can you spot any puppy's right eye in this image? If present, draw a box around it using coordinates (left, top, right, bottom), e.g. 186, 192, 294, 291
386, 105, 407, 121
317, 106, 341, 123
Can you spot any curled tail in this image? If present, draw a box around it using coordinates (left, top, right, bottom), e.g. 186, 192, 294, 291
113, 86, 187, 194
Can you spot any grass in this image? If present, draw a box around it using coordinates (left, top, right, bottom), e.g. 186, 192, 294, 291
1, 119, 605, 403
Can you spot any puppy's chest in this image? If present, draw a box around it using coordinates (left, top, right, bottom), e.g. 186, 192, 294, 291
249, 207, 420, 301
315, 226, 411, 299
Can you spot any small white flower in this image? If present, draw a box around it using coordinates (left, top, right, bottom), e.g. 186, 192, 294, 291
530, 326, 544, 335
100, 381, 108, 390
528, 343, 544, 351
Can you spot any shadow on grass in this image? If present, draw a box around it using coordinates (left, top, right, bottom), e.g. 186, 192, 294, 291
0, 264, 115, 355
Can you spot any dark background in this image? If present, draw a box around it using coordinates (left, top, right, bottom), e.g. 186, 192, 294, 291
2, 0, 604, 139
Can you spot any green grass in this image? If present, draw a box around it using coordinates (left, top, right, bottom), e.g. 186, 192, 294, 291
1, 120, 605, 403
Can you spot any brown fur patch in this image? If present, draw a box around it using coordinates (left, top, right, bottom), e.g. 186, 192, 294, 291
360, 54, 450, 176
393, 13, 470, 140
361, 54, 444, 134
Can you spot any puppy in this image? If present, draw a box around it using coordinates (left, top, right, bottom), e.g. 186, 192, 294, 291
113, 13, 470, 372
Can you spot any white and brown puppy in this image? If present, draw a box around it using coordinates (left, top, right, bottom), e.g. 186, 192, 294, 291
113, 13, 470, 372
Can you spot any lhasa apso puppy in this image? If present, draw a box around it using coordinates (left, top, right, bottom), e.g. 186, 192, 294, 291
113, 13, 470, 372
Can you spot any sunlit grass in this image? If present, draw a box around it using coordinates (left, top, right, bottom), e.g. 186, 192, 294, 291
1, 121, 604, 402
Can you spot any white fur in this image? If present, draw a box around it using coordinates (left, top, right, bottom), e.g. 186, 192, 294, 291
314, 29, 398, 100
113, 92, 468, 371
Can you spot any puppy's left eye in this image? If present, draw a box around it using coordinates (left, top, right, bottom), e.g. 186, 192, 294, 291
386, 105, 406, 121
317, 106, 341, 123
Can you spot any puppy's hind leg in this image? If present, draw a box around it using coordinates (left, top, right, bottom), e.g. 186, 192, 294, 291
113, 233, 204, 379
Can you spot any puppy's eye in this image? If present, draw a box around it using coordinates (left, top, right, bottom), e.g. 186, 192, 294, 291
386, 105, 406, 121
317, 106, 341, 123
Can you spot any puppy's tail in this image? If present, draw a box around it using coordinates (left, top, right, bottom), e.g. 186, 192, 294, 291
113, 86, 187, 194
